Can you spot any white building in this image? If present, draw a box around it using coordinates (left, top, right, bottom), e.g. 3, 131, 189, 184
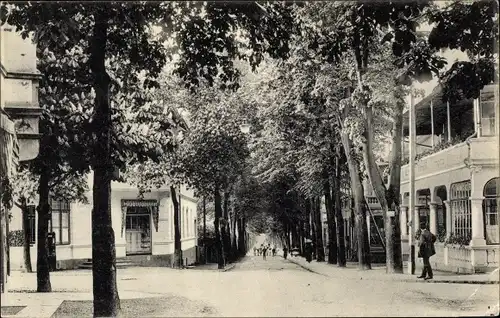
8, 172, 198, 271
399, 83, 499, 273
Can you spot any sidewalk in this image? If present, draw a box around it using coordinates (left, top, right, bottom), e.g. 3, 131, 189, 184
186, 263, 236, 272
287, 256, 500, 285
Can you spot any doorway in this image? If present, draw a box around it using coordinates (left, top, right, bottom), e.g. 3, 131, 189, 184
125, 206, 152, 255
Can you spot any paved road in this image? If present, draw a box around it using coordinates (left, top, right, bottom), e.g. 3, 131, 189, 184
233, 254, 303, 272
4, 254, 499, 317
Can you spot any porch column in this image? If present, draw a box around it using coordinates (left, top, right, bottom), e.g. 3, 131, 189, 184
400, 206, 408, 237
443, 200, 452, 240
470, 198, 487, 247
429, 203, 438, 235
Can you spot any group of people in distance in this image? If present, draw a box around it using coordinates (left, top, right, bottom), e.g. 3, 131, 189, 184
253, 244, 280, 260
249, 226, 437, 279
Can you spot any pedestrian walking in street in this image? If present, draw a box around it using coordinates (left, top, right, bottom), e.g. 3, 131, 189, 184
262, 245, 268, 260
283, 246, 288, 259
253, 247, 257, 256
272, 246, 276, 257
305, 239, 313, 263
417, 227, 436, 280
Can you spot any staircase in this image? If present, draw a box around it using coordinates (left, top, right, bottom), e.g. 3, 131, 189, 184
77, 258, 135, 270
366, 201, 387, 264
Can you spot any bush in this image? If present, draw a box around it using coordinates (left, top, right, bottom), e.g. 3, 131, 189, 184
444, 233, 471, 248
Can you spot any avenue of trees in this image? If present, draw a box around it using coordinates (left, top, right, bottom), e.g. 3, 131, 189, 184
1, 1, 497, 317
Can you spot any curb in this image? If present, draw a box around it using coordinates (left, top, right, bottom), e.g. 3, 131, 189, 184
287, 258, 499, 285
287, 258, 328, 277
221, 264, 236, 272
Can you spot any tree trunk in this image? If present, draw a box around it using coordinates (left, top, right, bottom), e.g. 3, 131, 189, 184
36, 168, 51, 292
89, 9, 120, 316
203, 197, 207, 240
324, 178, 337, 264
361, 105, 395, 272
299, 223, 305, 255
170, 186, 182, 268
334, 156, 346, 267
340, 132, 371, 270
310, 199, 317, 260
237, 218, 244, 257
20, 200, 32, 273
387, 91, 405, 273
286, 223, 291, 249
214, 185, 225, 269
231, 213, 237, 260
241, 217, 247, 256
202, 197, 207, 264
313, 197, 325, 262
305, 201, 311, 241
222, 191, 231, 262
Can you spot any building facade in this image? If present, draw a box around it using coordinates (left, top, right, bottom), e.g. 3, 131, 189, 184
400, 83, 499, 273
8, 173, 199, 271
1, 26, 42, 292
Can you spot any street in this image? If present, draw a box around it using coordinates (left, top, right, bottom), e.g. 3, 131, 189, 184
4, 253, 498, 317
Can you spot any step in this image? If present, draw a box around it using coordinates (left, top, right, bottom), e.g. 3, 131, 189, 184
78, 262, 135, 270
77, 258, 135, 270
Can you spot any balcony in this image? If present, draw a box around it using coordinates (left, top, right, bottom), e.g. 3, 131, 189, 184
401, 136, 497, 184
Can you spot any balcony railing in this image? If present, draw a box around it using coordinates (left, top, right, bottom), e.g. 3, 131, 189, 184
401, 136, 498, 184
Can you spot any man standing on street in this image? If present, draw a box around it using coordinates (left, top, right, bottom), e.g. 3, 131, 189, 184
417, 226, 436, 280
305, 239, 313, 263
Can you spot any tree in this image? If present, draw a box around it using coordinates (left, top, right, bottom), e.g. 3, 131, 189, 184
3, 4, 174, 311
250, 52, 356, 266
12, 165, 88, 274
297, 0, 498, 273
181, 92, 250, 269
427, 0, 498, 104
11, 167, 37, 273
293, 1, 443, 272
2, 2, 298, 314
123, 70, 192, 269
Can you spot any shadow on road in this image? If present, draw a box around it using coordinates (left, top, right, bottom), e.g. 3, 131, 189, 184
231, 255, 308, 273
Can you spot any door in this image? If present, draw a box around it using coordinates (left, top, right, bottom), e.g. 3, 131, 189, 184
125, 208, 152, 255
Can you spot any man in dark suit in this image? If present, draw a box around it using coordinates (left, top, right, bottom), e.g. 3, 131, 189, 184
417, 227, 437, 280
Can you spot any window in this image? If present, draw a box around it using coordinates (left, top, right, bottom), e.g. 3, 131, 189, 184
182, 207, 186, 238
187, 208, 191, 237
418, 190, 430, 230
194, 219, 197, 240
483, 178, 499, 244
450, 181, 472, 241
480, 92, 496, 136
437, 205, 447, 240
49, 198, 70, 245
26, 205, 36, 244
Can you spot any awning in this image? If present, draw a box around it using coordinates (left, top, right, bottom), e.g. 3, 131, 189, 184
121, 200, 160, 236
